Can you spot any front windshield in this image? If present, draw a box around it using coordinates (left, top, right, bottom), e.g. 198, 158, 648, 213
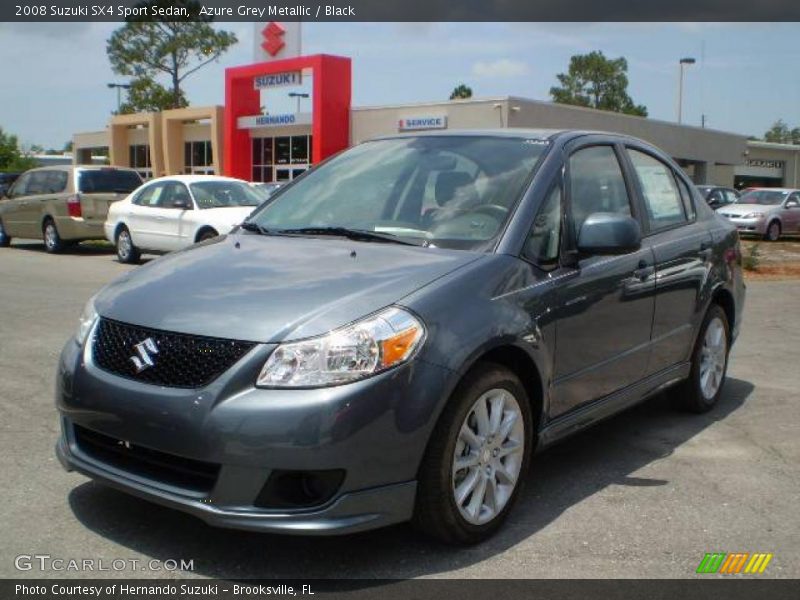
738, 190, 788, 205
190, 180, 263, 209
249, 136, 548, 251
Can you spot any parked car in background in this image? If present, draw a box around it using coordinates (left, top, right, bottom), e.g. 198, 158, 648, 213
253, 182, 282, 199
0, 166, 142, 252
0, 172, 22, 198
105, 175, 263, 263
57, 130, 744, 544
697, 185, 739, 209
716, 187, 800, 241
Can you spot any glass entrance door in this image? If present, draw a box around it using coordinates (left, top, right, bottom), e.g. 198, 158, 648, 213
252, 134, 312, 182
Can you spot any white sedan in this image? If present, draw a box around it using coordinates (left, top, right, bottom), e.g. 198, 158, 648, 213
105, 175, 264, 263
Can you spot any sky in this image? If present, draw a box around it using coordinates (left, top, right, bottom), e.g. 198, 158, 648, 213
0, 22, 798, 149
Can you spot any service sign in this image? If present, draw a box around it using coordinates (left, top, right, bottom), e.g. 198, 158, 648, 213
238, 112, 312, 129
398, 115, 448, 131
254, 71, 303, 90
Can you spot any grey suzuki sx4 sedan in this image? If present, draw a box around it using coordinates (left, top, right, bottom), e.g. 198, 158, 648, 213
56, 130, 745, 544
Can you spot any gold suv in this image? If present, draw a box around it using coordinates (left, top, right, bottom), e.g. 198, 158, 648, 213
0, 165, 142, 252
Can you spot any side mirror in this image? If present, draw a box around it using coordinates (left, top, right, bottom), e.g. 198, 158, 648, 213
708, 199, 721, 209
786, 201, 799, 209
577, 212, 642, 255
173, 198, 191, 210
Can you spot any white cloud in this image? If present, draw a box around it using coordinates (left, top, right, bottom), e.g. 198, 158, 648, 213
471, 58, 530, 79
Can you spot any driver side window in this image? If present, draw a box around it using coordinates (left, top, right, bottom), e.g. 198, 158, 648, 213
568, 146, 631, 239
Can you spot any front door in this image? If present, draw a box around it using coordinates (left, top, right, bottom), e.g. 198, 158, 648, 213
550, 143, 656, 417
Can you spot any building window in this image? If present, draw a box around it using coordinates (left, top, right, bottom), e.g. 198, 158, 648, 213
129, 144, 152, 179
184, 141, 213, 175
251, 135, 312, 183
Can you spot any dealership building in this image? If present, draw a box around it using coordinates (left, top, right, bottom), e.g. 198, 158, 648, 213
72, 24, 800, 190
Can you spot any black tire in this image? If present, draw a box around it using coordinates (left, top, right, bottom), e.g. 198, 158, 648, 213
0, 219, 10, 247
764, 220, 781, 242
673, 304, 730, 413
116, 226, 141, 264
196, 228, 218, 242
42, 219, 64, 253
413, 362, 533, 545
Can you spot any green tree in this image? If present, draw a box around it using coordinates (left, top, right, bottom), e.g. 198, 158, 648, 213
117, 76, 187, 114
0, 127, 38, 172
450, 84, 473, 100
764, 119, 791, 143
106, 0, 237, 112
550, 51, 648, 117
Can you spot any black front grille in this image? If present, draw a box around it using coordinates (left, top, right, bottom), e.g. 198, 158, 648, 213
93, 318, 255, 388
74, 425, 220, 494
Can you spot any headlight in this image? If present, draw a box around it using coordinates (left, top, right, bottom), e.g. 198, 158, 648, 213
741, 212, 764, 219
257, 307, 425, 388
75, 296, 98, 346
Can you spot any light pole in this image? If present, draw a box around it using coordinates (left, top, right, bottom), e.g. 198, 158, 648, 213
107, 82, 131, 112
288, 92, 309, 114
677, 57, 696, 124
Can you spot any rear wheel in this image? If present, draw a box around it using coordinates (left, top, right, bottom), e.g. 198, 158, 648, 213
116, 226, 140, 264
0, 219, 10, 247
414, 363, 532, 544
42, 219, 64, 253
673, 305, 730, 413
764, 220, 781, 242
197, 228, 218, 242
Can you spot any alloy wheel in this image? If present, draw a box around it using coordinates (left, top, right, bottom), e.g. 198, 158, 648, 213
451, 388, 525, 525
118, 231, 132, 260
44, 223, 58, 250
699, 316, 727, 400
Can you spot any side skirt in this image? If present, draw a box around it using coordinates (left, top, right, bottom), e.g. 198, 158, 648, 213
536, 362, 691, 450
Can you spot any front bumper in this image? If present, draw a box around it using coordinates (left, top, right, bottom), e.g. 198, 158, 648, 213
55, 332, 452, 534
719, 215, 767, 234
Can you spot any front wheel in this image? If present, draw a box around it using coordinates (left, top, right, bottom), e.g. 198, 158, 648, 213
414, 363, 532, 544
673, 305, 730, 413
116, 226, 141, 264
764, 220, 781, 242
43, 219, 64, 253
196, 228, 219, 242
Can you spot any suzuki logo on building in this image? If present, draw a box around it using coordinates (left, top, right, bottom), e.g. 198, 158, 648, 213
130, 338, 159, 373
261, 22, 285, 57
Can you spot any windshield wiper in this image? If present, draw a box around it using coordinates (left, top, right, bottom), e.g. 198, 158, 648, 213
277, 226, 424, 246
239, 221, 286, 236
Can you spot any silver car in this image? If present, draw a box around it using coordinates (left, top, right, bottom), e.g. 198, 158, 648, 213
716, 188, 800, 241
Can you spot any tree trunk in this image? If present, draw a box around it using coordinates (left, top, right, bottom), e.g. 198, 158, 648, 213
171, 51, 180, 109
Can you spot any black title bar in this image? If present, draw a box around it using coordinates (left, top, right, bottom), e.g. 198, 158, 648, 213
4, 0, 800, 22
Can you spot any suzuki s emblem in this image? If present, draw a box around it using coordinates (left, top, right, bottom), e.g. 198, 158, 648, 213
130, 338, 159, 373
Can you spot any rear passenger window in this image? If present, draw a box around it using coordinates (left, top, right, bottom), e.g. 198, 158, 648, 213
45, 171, 68, 194
26, 171, 51, 195
627, 149, 686, 230
568, 146, 631, 238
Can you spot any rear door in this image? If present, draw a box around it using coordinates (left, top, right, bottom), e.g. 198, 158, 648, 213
622, 146, 713, 375
550, 141, 656, 417
782, 192, 800, 232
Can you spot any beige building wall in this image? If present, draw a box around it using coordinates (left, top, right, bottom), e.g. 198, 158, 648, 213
161, 106, 224, 175
741, 142, 800, 188
108, 112, 164, 176
351, 97, 749, 187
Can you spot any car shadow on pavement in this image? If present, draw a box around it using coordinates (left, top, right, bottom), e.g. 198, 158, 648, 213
67, 377, 753, 580
9, 241, 116, 255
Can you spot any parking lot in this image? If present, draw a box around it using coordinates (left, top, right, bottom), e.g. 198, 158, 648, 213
0, 240, 798, 579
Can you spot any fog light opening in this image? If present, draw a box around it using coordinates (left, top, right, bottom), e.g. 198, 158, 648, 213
254, 469, 345, 509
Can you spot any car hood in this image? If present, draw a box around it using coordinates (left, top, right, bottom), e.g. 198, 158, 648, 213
717, 204, 773, 215
94, 233, 482, 343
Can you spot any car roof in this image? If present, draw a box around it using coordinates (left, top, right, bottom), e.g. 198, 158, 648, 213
745, 187, 799, 193
20, 165, 139, 173
369, 128, 651, 145
143, 174, 246, 184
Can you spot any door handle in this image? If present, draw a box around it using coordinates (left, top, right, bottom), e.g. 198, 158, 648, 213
700, 240, 712, 250
633, 260, 654, 281
155, 216, 165, 221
